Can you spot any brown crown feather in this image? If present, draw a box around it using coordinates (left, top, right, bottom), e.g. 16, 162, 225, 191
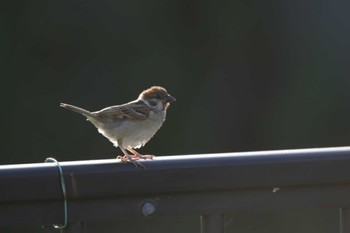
139, 86, 169, 100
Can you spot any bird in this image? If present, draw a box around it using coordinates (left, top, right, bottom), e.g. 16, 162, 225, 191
60, 86, 176, 167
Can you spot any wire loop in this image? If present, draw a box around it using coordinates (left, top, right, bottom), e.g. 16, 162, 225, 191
45, 157, 68, 229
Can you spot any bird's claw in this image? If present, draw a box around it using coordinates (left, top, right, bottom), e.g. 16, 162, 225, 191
117, 155, 146, 169
139, 154, 154, 160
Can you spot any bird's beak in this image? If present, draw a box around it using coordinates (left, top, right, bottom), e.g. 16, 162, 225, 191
166, 94, 176, 103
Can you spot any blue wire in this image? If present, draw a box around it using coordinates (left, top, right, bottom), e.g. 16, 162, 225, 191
45, 157, 68, 229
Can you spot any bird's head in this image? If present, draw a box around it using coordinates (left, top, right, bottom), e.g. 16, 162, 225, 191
139, 86, 176, 111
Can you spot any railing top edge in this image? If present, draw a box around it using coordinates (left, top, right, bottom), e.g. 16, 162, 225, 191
2, 146, 350, 169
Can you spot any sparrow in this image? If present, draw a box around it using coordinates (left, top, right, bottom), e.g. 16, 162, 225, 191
60, 86, 176, 167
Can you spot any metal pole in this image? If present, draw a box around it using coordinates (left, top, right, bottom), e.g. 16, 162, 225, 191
200, 214, 224, 233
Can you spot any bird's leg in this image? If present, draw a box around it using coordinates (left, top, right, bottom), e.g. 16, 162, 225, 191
127, 148, 154, 160
117, 146, 145, 168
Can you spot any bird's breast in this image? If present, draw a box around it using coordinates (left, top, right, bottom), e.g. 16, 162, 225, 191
98, 110, 166, 149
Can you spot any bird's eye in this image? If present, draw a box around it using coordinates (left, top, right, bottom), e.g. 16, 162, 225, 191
155, 94, 161, 99
149, 100, 158, 106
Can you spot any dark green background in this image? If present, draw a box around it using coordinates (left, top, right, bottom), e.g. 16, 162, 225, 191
1, 0, 349, 232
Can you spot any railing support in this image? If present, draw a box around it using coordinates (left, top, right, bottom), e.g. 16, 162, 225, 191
200, 214, 224, 233
340, 208, 350, 233
61, 222, 86, 233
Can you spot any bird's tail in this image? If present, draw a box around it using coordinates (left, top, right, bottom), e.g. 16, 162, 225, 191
60, 103, 94, 118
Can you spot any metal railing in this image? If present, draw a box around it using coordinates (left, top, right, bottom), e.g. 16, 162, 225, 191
1, 147, 350, 232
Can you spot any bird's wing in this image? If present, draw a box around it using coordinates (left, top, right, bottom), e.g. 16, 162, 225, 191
94, 101, 151, 121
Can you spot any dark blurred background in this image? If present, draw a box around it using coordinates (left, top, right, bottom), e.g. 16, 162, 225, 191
1, 0, 350, 232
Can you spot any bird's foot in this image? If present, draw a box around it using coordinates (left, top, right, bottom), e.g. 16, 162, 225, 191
126, 148, 155, 160
132, 154, 154, 160
116, 155, 145, 169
